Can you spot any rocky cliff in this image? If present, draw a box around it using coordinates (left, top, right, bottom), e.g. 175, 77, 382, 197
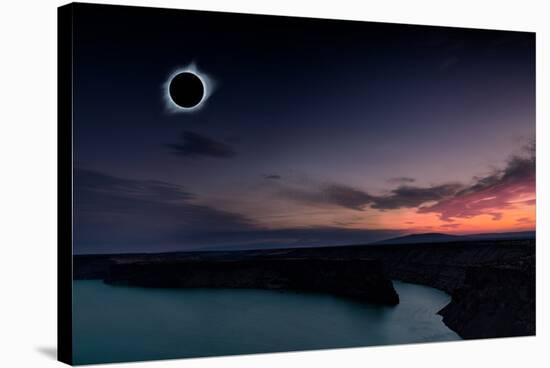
102, 258, 399, 305
438, 264, 535, 339
74, 238, 535, 339
352, 239, 535, 338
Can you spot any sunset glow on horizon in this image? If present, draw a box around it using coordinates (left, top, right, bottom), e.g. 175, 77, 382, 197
73, 11, 535, 253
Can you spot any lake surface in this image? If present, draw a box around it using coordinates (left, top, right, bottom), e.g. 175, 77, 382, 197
73, 280, 460, 364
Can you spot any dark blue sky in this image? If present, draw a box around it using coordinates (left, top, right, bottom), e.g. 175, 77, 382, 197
73, 4, 535, 254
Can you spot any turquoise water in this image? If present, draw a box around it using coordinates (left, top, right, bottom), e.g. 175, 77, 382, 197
73, 280, 460, 365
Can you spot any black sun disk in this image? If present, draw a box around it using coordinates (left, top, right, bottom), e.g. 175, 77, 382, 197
169, 72, 205, 108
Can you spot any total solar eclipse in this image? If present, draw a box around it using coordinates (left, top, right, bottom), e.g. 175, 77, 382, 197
169, 72, 205, 108
164, 65, 214, 113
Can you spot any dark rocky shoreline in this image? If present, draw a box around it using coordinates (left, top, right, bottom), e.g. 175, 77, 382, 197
74, 238, 535, 340
103, 258, 400, 305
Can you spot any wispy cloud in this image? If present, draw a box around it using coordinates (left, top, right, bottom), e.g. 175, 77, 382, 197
441, 223, 461, 229
418, 143, 535, 221
74, 168, 253, 252
279, 184, 373, 211
387, 177, 416, 184
74, 169, 405, 253
371, 183, 462, 210
279, 143, 535, 224
516, 217, 534, 224
280, 182, 461, 211
264, 174, 282, 180
76, 168, 195, 202
166, 131, 236, 158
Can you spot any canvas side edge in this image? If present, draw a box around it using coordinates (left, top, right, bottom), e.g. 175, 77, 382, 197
58, 3, 74, 366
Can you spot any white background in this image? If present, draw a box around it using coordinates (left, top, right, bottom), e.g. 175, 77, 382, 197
0, 0, 547, 366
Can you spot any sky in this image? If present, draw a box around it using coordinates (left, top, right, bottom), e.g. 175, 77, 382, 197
72, 4, 535, 254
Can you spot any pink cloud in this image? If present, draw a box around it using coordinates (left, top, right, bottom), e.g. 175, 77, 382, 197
418, 147, 535, 222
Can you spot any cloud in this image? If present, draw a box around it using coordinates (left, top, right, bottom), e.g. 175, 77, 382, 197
280, 182, 461, 211
516, 217, 533, 224
165, 131, 236, 158
280, 184, 373, 211
441, 223, 461, 229
323, 185, 374, 210
264, 174, 282, 180
74, 168, 254, 253
370, 183, 463, 210
76, 169, 195, 202
74, 169, 404, 253
418, 144, 535, 222
278, 143, 535, 224
387, 177, 416, 184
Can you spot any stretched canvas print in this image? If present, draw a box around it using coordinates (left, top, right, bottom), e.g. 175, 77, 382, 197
58, 3, 536, 365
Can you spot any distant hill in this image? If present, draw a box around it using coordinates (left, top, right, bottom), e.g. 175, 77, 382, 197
373, 233, 462, 245
465, 231, 535, 241
373, 231, 535, 245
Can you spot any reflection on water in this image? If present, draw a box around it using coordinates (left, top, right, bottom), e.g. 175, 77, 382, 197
73, 280, 459, 365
